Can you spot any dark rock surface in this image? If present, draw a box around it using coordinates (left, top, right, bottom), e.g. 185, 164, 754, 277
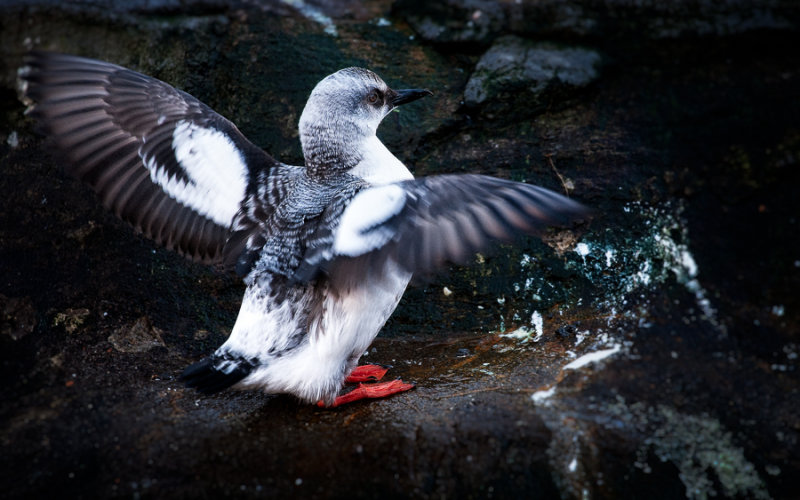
1, 0, 799, 498
395, 0, 798, 43
463, 35, 601, 115
1, 293, 38, 340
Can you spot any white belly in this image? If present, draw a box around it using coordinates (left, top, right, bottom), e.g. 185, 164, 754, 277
313, 264, 412, 364
233, 264, 412, 404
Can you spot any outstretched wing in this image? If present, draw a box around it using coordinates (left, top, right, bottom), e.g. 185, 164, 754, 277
20, 51, 279, 264
294, 174, 589, 287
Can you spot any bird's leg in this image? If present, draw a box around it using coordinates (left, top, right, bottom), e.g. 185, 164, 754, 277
318, 379, 416, 408
345, 363, 392, 383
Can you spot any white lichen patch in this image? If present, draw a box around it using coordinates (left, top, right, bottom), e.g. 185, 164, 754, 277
499, 311, 544, 343
574, 330, 590, 346
500, 326, 533, 341
540, 397, 771, 500
568, 457, 578, 473
494, 200, 722, 387
574, 242, 591, 264
631, 404, 770, 500
569, 200, 725, 334
605, 248, 616, 267
563, 344, 622, 370
531, 386, 557, 405
531, 311, 544, 341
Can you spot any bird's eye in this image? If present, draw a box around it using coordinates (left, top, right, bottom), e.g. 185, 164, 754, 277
367, 90, 380, 105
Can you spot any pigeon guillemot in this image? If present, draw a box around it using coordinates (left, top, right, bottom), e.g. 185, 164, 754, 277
20, 52, 587, 407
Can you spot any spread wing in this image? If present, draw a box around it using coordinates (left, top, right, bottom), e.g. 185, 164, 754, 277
19, 51, 280, 264
294, 174, 589, 288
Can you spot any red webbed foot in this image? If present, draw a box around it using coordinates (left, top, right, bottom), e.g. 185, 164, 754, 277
345, 364, 392, 383
317, 379, 415, 408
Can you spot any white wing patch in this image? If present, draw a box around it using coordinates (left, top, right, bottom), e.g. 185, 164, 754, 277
333, 184, 407, 257
144, 120, 248, 227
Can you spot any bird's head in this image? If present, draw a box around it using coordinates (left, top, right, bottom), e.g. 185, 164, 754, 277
299, 68, 431, 170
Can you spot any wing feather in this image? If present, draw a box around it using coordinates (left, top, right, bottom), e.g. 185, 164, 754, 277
295, 174, 589, 287
20, 51, 279, 264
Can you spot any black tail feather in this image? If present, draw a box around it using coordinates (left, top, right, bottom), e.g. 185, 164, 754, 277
180, 356, 254, 395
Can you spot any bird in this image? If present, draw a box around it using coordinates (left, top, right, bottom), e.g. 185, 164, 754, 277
19, 51, 588, 407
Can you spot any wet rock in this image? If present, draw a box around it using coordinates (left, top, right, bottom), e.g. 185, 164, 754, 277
3, 0, 235, 15
394, 0, 506, 45
107, 316, 166, 353
396, 0, 797, 42
535, 386, 773, 499
0, 294, 37, 340
464, 36, 601, 117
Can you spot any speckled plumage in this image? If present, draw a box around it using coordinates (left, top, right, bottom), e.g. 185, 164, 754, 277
20, 52, 587, 406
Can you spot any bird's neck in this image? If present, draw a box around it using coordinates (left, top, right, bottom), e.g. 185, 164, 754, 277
301, 127, 412, 184
301, 121, 363, 176
348, 135, 413, 185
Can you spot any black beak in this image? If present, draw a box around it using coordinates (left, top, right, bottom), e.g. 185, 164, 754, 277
392, 88, 433, 106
